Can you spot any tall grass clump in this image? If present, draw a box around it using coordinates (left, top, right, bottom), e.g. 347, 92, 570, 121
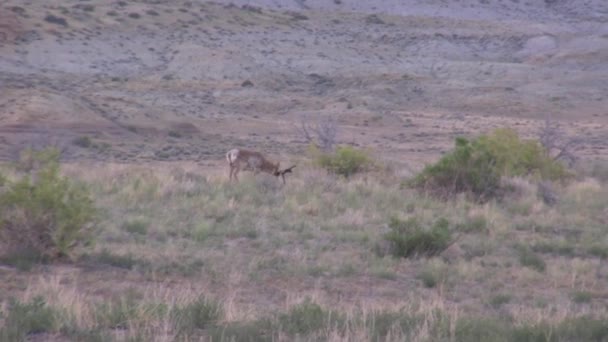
311, 145, 373, 177
277, 299, 343, 336
171, 295, 223, 337
0, 296, 57, 341
0, 148, 97, 260
411, 128, 570, 201
384, 217, 453, 258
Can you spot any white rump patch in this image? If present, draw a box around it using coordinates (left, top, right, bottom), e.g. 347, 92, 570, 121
226, 149, 240, 164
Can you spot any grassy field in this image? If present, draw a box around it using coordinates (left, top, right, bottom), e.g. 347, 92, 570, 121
1, 155, 607, 341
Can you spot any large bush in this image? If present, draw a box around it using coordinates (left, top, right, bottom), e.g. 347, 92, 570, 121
411, 128, 570, 201
312, 145, 372, 177
0, 148, 97, 260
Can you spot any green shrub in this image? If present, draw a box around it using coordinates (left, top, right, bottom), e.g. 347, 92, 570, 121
0, 148, 97, 260
417, 259, 449, 288
121, 219, 149, 235
411, 128, 570, 201
312, 145, 372, 177
518, 247, 546, 272
457, 215, 488, 233
385, 218, 452, 258
488, 293, 512, 309
418, 268, 440, 288
0, 296, 57, 341
587, 244, 608, 259
570, 291, 593, 304
72, 136, 93, 148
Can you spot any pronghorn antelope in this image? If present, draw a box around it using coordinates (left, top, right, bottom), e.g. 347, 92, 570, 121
226, 148, 296, 184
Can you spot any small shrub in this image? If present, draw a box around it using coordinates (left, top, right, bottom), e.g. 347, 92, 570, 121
587, 244, 608, 259
457, 215, 488, 233
121, 219, 148, 235
44, 14, 68, 26
74, 4, 95, 12
417, 259, 449, 288
417, 268, 439, 288
570, 291, 593, 304
312, 145, 372, 177
0, 296, 57, 341
518, 247, 546, 272
171, 295, 223, 336
72, 136, 93, 148
128, 12, 141, 19
385, 218, 452, 258
168, 130, 182, 138
0, 148, 97, 260
488, 293, 511, 309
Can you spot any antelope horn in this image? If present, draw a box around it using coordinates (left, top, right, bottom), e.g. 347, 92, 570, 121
281, 165, 296, 174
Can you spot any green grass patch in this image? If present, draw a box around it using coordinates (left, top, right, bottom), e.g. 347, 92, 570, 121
518, 247, 546, 272
385, 217, 453, 258
0, 296, 57, 341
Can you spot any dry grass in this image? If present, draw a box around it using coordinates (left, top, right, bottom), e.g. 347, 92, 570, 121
1, 160, 608, 340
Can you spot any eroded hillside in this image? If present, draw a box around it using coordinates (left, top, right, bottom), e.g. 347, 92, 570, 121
0, 0, 607, 170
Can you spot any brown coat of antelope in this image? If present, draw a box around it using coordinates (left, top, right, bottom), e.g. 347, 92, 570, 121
226, 149, 296, 184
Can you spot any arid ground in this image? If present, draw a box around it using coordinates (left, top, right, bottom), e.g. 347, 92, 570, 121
1, 0, 608, 341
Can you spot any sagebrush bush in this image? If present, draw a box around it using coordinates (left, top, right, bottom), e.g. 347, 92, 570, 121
311, 145, 372, 177
0, 148, 97, 260
385, 217, 452, 258
411, 128, 570, 201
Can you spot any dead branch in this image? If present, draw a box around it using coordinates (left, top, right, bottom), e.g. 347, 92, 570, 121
296, 115, 338, 152
538, 117, 581, 167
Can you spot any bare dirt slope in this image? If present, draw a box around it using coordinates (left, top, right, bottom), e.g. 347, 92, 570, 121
1, 0, 607, 170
